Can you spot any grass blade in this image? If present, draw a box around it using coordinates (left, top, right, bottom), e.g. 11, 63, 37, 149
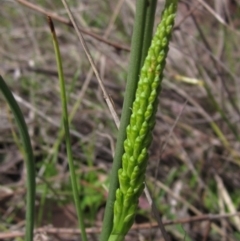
0, 75, 35, 241
47, 17, 88, 241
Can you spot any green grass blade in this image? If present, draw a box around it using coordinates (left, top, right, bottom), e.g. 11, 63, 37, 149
47, 17, 88, 241
36, 70, 81, 226
140, 0, 158, 67
0, 75, 35, 241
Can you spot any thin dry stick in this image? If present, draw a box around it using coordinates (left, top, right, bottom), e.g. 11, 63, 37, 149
1, 212, 239, 239
151, 101, 188, 237
172, 132, 206, 188
18, 5, 42, 59
61, 0, 120, 128
144, 183, 170, 241
68, 0, 125, 158
13, 93, 85, 140
153, 99, 205, 189
195, 0, 240, 36
195, 0, 226, 25
15, 0, 130, 51
152, 178, 236, 241
216, 174, 228, 241
160, 101, 187, 156
174, 2, 200, 29
215, 174, 240, 231
104, 0, 125, 37
187, 5, 240, 119
202, 221, 211, 241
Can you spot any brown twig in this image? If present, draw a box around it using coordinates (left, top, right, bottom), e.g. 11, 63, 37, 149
60, 0, 120, 128
15, 0, 130, 51
186, 3, 240, 120
0, 212, 239, 239
174, 2, 200, 30
202, 221, 211, 241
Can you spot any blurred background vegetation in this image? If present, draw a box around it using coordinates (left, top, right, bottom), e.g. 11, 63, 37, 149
1, 0, 240, 240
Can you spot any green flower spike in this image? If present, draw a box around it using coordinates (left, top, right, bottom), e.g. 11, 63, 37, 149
108, 1, 178, 241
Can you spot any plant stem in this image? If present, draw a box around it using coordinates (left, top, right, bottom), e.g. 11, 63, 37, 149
140, 0, 158, 67
0, 76, 35, 241
47, 17, 88, 241
100, 1, 150, 240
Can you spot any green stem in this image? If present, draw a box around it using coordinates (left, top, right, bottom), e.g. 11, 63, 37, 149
47, 17, 88, 241
100, 1, 150, 240
0, 76, 35, 241
140, 0, 158, 67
